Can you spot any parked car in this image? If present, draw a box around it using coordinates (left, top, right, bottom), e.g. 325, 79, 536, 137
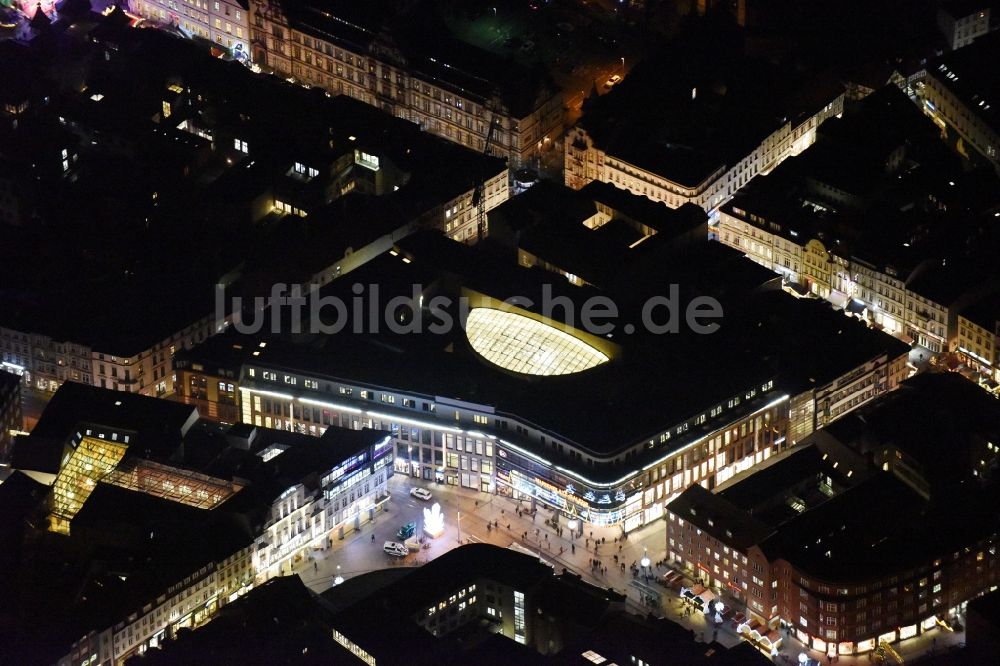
383, 541, 408, 557
396, 521, 417, 540
410, 487, 432, 501
604, 74, 622, 89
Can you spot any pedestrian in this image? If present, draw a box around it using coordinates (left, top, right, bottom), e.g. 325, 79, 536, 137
501, 509, 504, 516
314, 561, 318, 572
560, 546, 564, 555
371, 534, 375, 543
507, 523, 511, 530
571, 544, 575, 554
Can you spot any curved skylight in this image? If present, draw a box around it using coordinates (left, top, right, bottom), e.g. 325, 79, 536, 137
465, 308, 610, 376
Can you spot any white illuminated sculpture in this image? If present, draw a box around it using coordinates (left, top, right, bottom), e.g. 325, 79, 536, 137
423, 502, 445, 538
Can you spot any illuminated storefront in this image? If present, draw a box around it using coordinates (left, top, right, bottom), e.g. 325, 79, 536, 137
239, 353, 787, 531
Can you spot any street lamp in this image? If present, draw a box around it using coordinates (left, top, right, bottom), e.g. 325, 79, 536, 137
457, 511, 462, 544
640, 546, 650, 569
333, 565, 343, 586
620, 57, 625, 76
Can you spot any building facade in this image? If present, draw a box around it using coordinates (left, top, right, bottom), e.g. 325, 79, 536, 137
254, 434, 393, 579
919, 44, 1000, 173
131, 0, 252, 60
0, 369, 22, 463
564, 96, 843, 214
0, 315, 219, 398
937, 3, 991, 50
718, 205, 956, 352
247, 0, 563, 168
238, 361, 791, 532
59, 543, 257, 666
956, 300, 1000, 380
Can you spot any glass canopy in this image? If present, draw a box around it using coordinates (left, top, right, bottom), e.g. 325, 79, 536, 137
465, 308, 609, 376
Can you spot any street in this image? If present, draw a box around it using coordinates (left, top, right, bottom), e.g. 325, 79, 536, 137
288, 473, 969, 663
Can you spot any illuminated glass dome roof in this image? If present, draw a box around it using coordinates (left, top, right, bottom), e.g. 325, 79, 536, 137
465, 308, 610, 376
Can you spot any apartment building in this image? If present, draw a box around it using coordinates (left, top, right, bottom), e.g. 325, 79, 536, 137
957, 295, 1000, 379
937, 1, 992, 50
253, 430, 393, 579
564, 34, 843, 213
565, 96, 841, 214
920, 32, 1000, 172
131, 0, 252, 58
668, 375, 1000, 658
247, 0, 563, 168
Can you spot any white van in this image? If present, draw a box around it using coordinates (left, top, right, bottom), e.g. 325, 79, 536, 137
383, 541, 408, 557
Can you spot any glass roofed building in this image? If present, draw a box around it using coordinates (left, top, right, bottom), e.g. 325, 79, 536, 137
200, 229, 909, 532
465, 308, 610, 376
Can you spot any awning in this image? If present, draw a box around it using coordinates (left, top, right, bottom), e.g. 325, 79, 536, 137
829, 291, 849, 308
690, 584, 706, 595
846, 298, 867, 315
785, 281, 809, 296
699, 590, 717, 605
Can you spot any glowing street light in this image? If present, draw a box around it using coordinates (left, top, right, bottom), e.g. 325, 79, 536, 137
640, 546, 650, 569
333, 565, 344, 586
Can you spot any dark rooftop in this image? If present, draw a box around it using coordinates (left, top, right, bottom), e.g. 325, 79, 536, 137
667, 484, 774, 551
929, 30, 1000, 138
12, 382, 198, 475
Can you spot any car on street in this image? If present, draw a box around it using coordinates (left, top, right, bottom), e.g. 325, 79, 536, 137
396, 521, 417, 540
604, 74, 622, 89
383, 541, 408, 557
410, 487, 432, 501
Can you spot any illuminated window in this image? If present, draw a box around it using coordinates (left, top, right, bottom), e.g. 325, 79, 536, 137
465, 308, 609, 376
49, 437, 128, 533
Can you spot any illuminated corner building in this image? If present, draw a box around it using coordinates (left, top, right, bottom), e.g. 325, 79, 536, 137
325, 543, 769, 665
956, 293, 1000, 383
565, 27, 843, 213
252, 427, 393, 580
245, 0, 563, 168
667, 373, 1000, 658
919, 30, 1000, 175
173, 337, 250, 424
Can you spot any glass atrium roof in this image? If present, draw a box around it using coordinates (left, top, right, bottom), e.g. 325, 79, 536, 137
465, 308, 610, 376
